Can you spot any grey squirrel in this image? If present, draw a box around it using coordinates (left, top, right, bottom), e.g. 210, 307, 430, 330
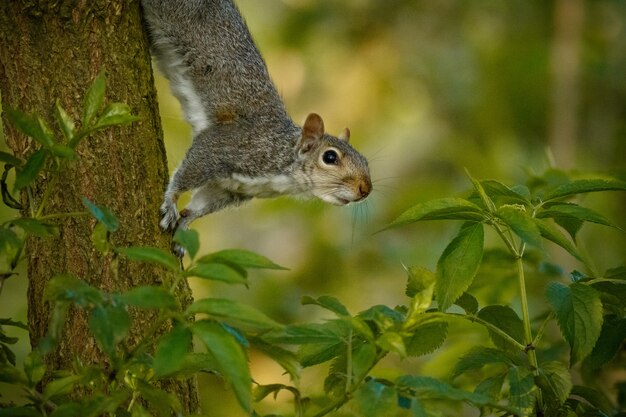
141, 0, 372, 235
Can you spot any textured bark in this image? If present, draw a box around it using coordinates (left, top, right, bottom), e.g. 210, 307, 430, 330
0, 0, 198, 412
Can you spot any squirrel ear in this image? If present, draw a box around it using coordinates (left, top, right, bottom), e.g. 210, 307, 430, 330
302, 113, 324, 140
338, 127, 350, 142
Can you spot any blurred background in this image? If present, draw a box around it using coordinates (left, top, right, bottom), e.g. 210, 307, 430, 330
2, 0, 626, 415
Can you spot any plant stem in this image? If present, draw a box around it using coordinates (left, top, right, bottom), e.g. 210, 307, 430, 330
441, 312, 526, 352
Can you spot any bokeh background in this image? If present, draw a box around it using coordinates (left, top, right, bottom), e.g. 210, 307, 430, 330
2, 0, 625, 415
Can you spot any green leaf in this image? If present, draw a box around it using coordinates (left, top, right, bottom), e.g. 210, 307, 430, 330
536, 203, 617, 230
534, 218, 582, 261
537, 361, 572, 405
405, 317, 448, 357
23, 349, 45, 387
173, 228, 199, 260
435, 223, 484, 311
44, 274, 103, 307
383, 198, 485, 230
466, 170, 497, 213
377, 331, 406, 357
198, 248, 287, 270
5, 108, 55, 149
452, 346, 515, 378
43, 375, 83, 401
301, 295, 350, 316
545, 282, 603, 364
94, 102, 140, 129
405, 266, 436, 298
80, 197, 119, 232
116, 246, 180, 272
477, 305, 524, 351
153, 324, 192, 377
88, 304, 130, 359
186, 298, 282, 332
14, 149, 47, 191
118, 286, 177, 309
184, 262, 247, 284
191, 320, 251, 412
298, 341, 344, 367
570, 385, 614, 414
9, 218, 59, 238
396, 375, 491, 405
0, 151, 22, 167
0, 363, 27, 384
0, 318, 29, 330
507, 366, 536, 415
480, 180, 530, 205
0, 407, 41, 417
355, 379, 396, 417
497, 205, 543, 248
544, 178, 626, 201
54, 99, 75, 142
249, 337, 300, 382
83, 71, 106, 127
135, 380, 182, 417
91, 222, 109, 253
264, 321, 346, 345
455, 292, 479, 315
584, 316, 626, 370
474, 373, 506, 402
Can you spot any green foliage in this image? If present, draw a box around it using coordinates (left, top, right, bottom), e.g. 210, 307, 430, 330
1, 72, 625, 417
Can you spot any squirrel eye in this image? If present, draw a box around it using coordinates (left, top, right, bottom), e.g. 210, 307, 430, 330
322, 150, 339, 165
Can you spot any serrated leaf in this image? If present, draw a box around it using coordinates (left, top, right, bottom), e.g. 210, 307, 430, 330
405, 266, 436, 298
198, 249, 286, 270
54, 99, 75, 142
545, 282, 603, 365
355, 379, 396, 417
173, 228, 199, 260
405, 317, 448, 357
94, 102, 140, 129
474, 373, 506, 401
584, 316, 626, 370
507, 366, 536, 414
184, 262, 247, 284
480, 180, 531, 204
436, 222, 484, 311
135, 380, 182, 417
153, 324, 192, 377
452, 346, 515, 378
298, 340, 344, 367
544, 178, 626, 201
116, 246, 180, 272
83, 71, 106, 127
570, 385, 614, 414
88, 304, 130, 359
537, 203, 617, 230
80, 197, 119, 232
377, 331, 406, 357
186, 298, 282, 332
118, 286, 177, 309
9, 218, 58, 238
455, 292, 479, 315
0, 151, 22, 167
537, 361, 572, 405
191, 320, 251, 412
301, 295, 350, 316
14, 149, 47, 191
5, 108, 55, 149
497, 205, 543, 248
383, 198, 485, 230
535, 218, 582, 261
477, 305, 524, 351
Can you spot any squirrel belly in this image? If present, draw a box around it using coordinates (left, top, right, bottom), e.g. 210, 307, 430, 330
142, 0, 372, 237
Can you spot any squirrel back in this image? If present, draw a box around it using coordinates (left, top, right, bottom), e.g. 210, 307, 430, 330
141, 0, 372, 236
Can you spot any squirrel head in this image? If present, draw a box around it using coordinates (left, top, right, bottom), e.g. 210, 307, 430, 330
296, 113, 372, 206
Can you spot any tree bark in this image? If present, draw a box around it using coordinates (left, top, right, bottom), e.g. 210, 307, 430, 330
0, 0, 198, 412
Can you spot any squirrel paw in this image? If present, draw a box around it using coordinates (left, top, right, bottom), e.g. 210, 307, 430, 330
171, 241, 186, 259
160, 201, 179, 232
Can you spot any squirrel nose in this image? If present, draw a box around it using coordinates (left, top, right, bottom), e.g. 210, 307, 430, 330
358, 181, 371, 199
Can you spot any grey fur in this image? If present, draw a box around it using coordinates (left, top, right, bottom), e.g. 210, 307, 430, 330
141, 0, 372, 235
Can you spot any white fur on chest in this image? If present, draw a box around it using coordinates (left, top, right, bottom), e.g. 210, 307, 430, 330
220, 174, 309, 198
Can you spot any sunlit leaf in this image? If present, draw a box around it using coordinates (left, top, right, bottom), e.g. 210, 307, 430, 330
184, 262, 247, 284
497, 205, 542, 248
544, 178, 626, 201
186, 298, 282, 332
23, 349, 45, 387
94, 102, 140, 129
91, 222, 109, 254
198, 248, 286, 270
377, 331, 406, 357
42, 374, 82, 401
435, 223, 484, 311
480, 180, 530, 205
191, 321, 251, 412
384, 198, 485, 230
83, 71, 106, 127
545, 282, 603, 365
54, 99, 75, 142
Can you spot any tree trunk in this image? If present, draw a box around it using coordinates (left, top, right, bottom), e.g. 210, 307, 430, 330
0, 0, 198, 412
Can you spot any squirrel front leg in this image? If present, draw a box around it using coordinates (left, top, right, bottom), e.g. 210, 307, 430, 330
176, 183, 251, 231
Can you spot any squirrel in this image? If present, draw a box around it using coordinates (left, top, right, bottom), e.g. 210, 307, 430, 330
141, 0, 372, 237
